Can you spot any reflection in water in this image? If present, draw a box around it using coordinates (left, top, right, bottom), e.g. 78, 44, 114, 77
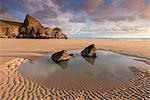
81, 55, 96, 65
28, 56, 41, 64
56, 60, 69, 69
19, 50, 150, 91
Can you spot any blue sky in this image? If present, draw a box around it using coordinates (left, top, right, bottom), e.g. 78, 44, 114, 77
0, 0, 150, 38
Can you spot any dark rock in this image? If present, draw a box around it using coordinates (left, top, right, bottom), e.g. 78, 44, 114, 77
17, 15, 42, 38
69, 54, 75, 57
52, 27, 68, 39
81, 44, 96, 57
51, 50, 73, 62
44, 28, 55, 38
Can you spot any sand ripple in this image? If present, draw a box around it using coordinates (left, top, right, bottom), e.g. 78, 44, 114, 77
0, 58, 150, 99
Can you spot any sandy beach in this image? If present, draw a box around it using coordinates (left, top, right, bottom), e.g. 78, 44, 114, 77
0, 39, 150, 99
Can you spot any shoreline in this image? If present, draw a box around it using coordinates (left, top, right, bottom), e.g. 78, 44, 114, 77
0, 39, 150, 64
0, 39, 150, 99
98, 48, 150, 62
0, 57, 149, 99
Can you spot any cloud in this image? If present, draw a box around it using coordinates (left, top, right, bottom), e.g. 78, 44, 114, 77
71, 19, 150, 37
4, 0, 148, 22
85, 0, 103, 14
88, 0, 150, 22
51, 0, 149, 22
120, 0, 149, 20
69, 15, 86, 23
23, 0, 59, 13
122, 0, 146, 9
32, 5, 57, 20
0, 11, 17, 21
139, 5, 150, 20
0, 0, 150, 38
0, 0, 18, 21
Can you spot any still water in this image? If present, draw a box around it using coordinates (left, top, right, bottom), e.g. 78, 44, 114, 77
19, 50, 150, 91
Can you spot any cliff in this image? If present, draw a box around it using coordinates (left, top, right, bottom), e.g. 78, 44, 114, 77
0, 15, 67, 39
0, 20, 22, 38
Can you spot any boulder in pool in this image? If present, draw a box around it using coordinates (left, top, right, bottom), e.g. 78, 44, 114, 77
81, 44, 96, 57
51, 50, 74, 62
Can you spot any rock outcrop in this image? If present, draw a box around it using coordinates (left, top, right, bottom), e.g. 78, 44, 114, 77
51, 27, 67, 39
17, 14, 42, 38
0, 14, 67, 39
51, 50, 74, 62
0, 20, 22, 38
81, 44, 97, 57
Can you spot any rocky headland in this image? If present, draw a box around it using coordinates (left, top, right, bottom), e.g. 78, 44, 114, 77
0, 14, 67, 39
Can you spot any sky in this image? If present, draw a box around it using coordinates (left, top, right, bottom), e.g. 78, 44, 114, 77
0, 0, 150, 38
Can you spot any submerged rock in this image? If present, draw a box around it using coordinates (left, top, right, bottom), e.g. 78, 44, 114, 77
51, 50, 74, 62
81, 44, 96, 57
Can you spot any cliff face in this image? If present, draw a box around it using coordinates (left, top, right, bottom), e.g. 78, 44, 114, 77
0, 20, 22, 38
0, 15, 67, 39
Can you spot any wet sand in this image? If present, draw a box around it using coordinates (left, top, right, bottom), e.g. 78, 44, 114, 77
0, 39, 150, 99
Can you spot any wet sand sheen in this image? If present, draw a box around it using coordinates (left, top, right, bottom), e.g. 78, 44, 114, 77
0, 58, 150, 99
19, 50, 150, 91
0, 39, 150, 99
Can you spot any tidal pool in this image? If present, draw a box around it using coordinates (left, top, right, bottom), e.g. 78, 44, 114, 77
19, 50, 150, 91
